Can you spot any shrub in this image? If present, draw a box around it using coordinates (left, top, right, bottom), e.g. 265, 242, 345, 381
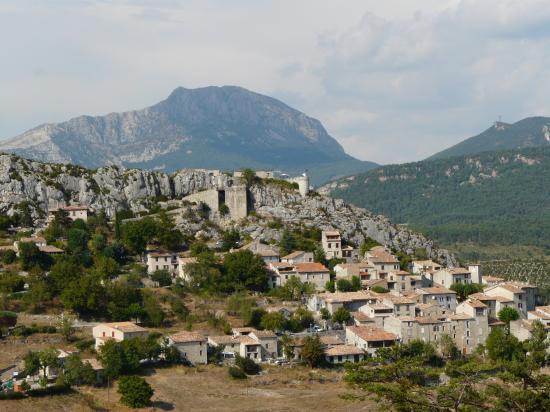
235, 355, 261, 375
117, 375, 154, 408
228, 366, 247, 379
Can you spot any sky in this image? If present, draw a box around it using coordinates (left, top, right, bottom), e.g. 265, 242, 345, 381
1, 0, 550, 164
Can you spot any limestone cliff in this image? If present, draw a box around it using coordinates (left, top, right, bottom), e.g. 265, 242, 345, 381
0, 154, 456, 266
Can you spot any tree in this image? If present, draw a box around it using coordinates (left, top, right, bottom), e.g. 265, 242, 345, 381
260, 312, 286, 332
281, 335, 295, 360
39, 348, 59, 378
1, 249, 16, 264
23, 351, 41, 376
220, 229, 240, 252
122, 217, 158, 255
498, 307, 520, 332
301, 336, 324, 368
336, 278, 353, 292
239, 168, 257, 187
67, 228, 89, 256
222, 249, 268, 292
18, 242, 51, 270
58, 313, 75, 342
293, 307, 314, 329
438, 334, 460, 359
151, 269, 172, 287
320, 307, 331, 321
99, 339, 125, 379
142, 290, 165, 326
61, 273, 106, 318
90, 256, 120, 280
278, 230, 295, 256
63, 353, 95, 386
485, 327, 524, 361
350, 275, 362, 291
117, 375, 154, 408
332, 307, 351, 324
325, 279, 335, 293
155, 212, 183, 251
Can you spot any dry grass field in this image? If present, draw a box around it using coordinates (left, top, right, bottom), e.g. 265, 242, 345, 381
0, 364, 378, 412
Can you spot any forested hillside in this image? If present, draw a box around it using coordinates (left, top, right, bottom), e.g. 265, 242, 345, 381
325, 146, 550, 258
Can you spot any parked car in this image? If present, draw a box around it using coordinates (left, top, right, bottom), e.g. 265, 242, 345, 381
312, 325, 324, 333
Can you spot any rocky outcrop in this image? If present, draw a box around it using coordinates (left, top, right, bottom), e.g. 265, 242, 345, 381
0, 154, 456, 266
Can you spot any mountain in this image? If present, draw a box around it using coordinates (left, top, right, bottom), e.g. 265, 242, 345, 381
322, 146, 550, 259
429, 117, 550, 160
0, 153, 455, 265
0, 86, 377, 185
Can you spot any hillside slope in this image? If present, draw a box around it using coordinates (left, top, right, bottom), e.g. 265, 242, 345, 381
0, 153, 455, 265
323, 147, 550, 256
429, 117, 550, 160
0, 86, 376, 185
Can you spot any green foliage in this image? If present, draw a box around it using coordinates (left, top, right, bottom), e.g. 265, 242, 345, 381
332, 307, 351, 324
449, 282, 484, 300
228, 366, 247, 379
18, 242, 52, 270
301, 335, 324, 368
325, 279, 335, 293
239, 168, 258, 187
260, 312, 286, 331
370, 286, 389, 293
151, 269, 172, 287
63, 353, 96, 386
117, 375, 154, 408
222, 249, 268, 292
1, 249, 16, 264
235, 355, 261, 375
23, 350, 41, 376
485, 327, 524, 361
0, 273, 25, 293
142, 290, 165, 326
332, 146, 550, 253
320, 307, 331, 320
0, 310, 17, 327
220, 229, 240, 252
268, 276, 315, 300
498, 307, 520, 327
219, 203, 230, 216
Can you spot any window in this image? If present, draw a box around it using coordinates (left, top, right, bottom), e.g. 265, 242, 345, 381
111, 331, 115, 337
328, 243, 332, 249
200, 350, 202, 356
102, 332, 106, 337
266, 344, 269, 348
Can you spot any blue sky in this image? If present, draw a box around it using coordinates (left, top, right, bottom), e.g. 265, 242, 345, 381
1, 0, 550, 164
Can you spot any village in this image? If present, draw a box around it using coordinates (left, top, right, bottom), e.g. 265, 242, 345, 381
0, 170, 548, 410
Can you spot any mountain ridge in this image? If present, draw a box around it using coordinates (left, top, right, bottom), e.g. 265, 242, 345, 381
428, 116, 550, 160
0, 85, 377, 185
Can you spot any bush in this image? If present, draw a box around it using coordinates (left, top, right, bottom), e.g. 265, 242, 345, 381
235, 355, 261, 375
371, 286, 389, 293
1, 250, 16, 264
0, 391, 26, 400
117, 375, 154, 408
228, 366, 247, 379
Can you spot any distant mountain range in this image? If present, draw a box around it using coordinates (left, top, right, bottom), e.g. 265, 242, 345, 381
322, 146, 550, 259
0, 86, 377, 185
429, 116, 550, 160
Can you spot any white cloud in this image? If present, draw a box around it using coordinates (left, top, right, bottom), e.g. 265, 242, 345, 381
1, 0, 550, 164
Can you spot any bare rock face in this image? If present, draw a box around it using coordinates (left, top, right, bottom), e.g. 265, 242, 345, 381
0, 154, 456, 266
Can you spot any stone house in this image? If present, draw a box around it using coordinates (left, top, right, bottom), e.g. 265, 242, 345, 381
483, 282, 537, 318
321, 230, 342, 259
269, 262, 330, 291
411, 260, 442, 275
345, 325, 398, 356
325, 345, 365, 364
281, 251, 314, 264
168, 331, 207, 365
431, 268, 472, 287
48, 205, 89, 222
146, 250, 178, 275
92, 322, 148, 350
308, 291, 379, 314
416, 287, 457, 311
